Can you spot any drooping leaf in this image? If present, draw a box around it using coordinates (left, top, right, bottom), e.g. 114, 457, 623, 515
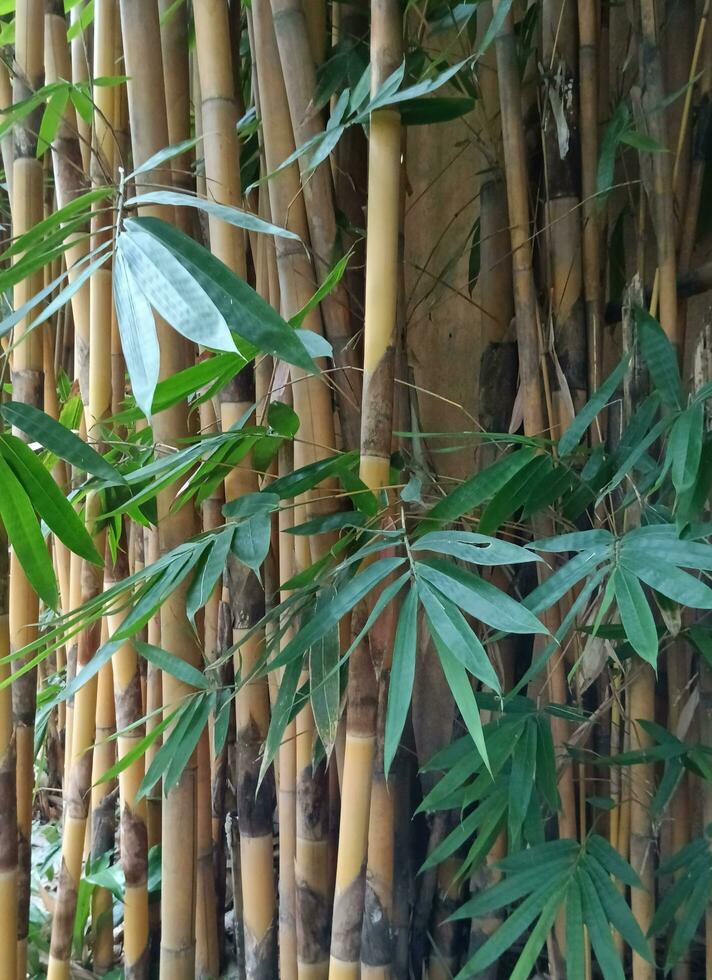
612, 565, 658, 665
113, 245, 160, 419
559, 353, 631, 456
383, 587, 418, 777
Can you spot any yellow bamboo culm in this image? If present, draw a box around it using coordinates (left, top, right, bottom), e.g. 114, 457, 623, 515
120, 0, 203, 974
329, 0, 402, 976
10, 4, 46, 975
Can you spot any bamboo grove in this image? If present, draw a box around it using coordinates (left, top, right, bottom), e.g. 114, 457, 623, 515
2, 0, 712, 977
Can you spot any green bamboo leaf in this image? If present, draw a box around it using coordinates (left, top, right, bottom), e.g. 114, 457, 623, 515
0, 434, 101, 564
586, 855, 652, 960
0, 453, 58, 608
0, 402, 122, 485
612, 565, 658, 666
94, 707, 178, 787
451, 858, 573, 920
508, 718, 537, 850
135, 641, 208, 691
270, 557, 406, 672
531, 529, 615, 552
524, 549, 609, 614
232, 512, 271, 573
290, 250, 351, 328
113, 245, 160, 419
587, 834, 642, 888
636, 306, 683, 408
417, 579, 501, 692
623, 557, 712, 610
413, 530, 539, 566
418, 558, 548, 635
384, 587, 418, 777
535, 715, 560, 812
185, 528, 234, 625
510, 881, 568, 980
455, 880, 553, 978
578, 867, 625, 980
120, 226, 237, 352
425, 602, 490, 772
559, 353, 632, 456
498, 839, 580, 874
421, 447, 537, 529
289, 510, 365, 536
125, 190, 301, 242
479, 455, 550, 535
310, 618, 341, 758
665, 869, 712, 970
267, 451, 359, 499
669, 402, 704, 494
128, 217, 317, 373
260, 655, 303, 784
223, 492, 279, 520
127, 136, 202, 180
565, 878, 585, 980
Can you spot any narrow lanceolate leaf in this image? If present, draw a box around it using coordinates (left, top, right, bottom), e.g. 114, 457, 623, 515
636, 306, 683, 408
418, 558, 548, 635
127, 217, 316, 373
186, 528, 234, 624
612, 565, 658, 666
509, 882, 568, 980
669, 402, 704, 494
0, 435, 101, 564
0, 454, 58, 608
412, 530, 539, 566
664, 868, 712, 970
269, 557, 407, 671
421, 446, 537, 529
559, 353, 632, 456
310, 621, 341, 757
587, 833, 642, 888
507, 718, 537, 850
0, 400, 124, 483
119, 226, 237, 352
577, 868, 625, 980
260, 655, 303, 784
565, 878, 585, 980
113, 246, 160, 419
417, 579, 501, 692
135, 641, 208, 690
455, 880, 553, 979
586, 855, 652, 960
623, 557, 712, 609
384, 587, 418, 777
125, 190, 301, 241
424, 595, 490, 771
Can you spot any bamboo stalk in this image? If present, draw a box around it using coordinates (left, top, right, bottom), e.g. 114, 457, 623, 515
10, 5, 46, 973
0, 522, 18, 980
328, 0, 402, 974
107, 536, 150, 980
270, 0, 362, 450
89, 652, 116, 975
119, 3, 202, 976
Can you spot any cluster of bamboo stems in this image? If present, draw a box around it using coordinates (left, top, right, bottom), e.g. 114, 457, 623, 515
0, 0, 711, 978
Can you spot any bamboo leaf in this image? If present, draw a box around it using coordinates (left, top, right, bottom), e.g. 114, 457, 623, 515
260, 655, 303, 784
559, 353, 631, 456
421, 447, 537, 529
0, 453, 58, 608
113, 246, 160, 419
231, 512, 271, 573
125, 189, 301, 241
417, 579, 501, 692
612, 565, 658, 666
577, 867, 625, 980
418, 558, 548, 635
664, 869, 712, 970
586, 855, 652, 960
120, 226, 237, 353
507, 718, 537, 850
669, 402, 704, 494
565, 878, 585, 980
622, 557, 712, 610
509, 882, 568, 980
384, 587, 418, 777
636, 306, 683, 408
310, 619, 341, 758
0, 434, 101, 564
128, 217, 317, 373
413, 530, 539, 566
185, 528, 234, 625
135, 641, 208, 691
